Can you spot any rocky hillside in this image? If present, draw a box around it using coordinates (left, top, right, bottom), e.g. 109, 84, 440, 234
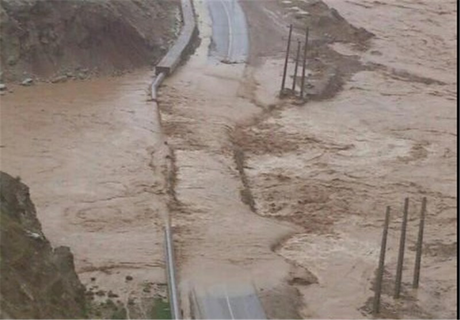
0, 0, 180, 82
0, 171, 87, 319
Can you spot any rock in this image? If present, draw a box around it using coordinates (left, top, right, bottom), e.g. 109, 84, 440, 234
25, 230, 43, 241
125, 275, 133, 281
21, 78, 33, 86
96, 290, 105, 296
7, 57, 17, 66
40, 37, 49, 44
0, 171, 87, 318
0, 84, 6, 91
51, 75, 68, 83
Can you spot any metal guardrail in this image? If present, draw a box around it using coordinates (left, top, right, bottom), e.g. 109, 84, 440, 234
150, 0, 196, 314
151, 70, 180, 319
151, 72, 166, 101
165, 216, 181, 319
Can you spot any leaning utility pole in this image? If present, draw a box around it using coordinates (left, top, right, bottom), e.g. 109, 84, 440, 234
413, 197, 427, 289
373, 206, 391, 315
280, 24, 293, 96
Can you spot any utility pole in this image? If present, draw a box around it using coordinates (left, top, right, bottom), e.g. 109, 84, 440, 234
394, 198, 409, 299
300, 27, 309, 100
292, 40, 301, 93
280, 24, 293, 96
413, 197, 427, 289
373, 206, 391, 315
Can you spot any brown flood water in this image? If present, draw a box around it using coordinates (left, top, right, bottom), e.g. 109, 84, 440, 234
0, 70, 170, 302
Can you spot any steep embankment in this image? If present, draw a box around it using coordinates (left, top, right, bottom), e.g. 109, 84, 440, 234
0, 171, 86, 319
0, 0, 180, 82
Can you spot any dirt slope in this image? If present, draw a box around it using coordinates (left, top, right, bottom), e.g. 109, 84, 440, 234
0, 171, 86, 319
0, 0, 180, 82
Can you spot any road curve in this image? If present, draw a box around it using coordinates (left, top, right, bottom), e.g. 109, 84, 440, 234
207, 0, 249, 62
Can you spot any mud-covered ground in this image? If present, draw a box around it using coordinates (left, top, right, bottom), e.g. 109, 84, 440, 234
160, 0, 456, 318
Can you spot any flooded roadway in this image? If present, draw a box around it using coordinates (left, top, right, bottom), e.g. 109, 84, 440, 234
158, 0, 302, 318
1, 0, 455, 318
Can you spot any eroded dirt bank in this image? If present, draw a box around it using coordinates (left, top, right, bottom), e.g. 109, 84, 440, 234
0, 0, 180, 82
234, 0, 456, 318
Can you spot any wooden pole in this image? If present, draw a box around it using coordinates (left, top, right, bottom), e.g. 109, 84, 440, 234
373, 206, 391, 314
292, 40, 301, 92
280, 24, 293, 96
413, 197, 427, 289
394, 198, 409, 299
300, 27, 309, 100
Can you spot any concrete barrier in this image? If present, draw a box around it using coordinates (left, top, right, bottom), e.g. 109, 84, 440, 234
155, 0, 198, 76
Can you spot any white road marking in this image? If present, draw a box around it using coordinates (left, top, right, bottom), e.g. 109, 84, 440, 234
219, 0, 234, 60
224, 285, 236, 319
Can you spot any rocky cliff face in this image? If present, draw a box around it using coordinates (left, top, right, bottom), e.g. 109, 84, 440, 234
0, 171, 87, 319
0, 0, 180, 82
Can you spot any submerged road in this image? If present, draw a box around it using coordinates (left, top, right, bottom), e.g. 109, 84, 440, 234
191, 285, 266, 319
187, 0, 266, 319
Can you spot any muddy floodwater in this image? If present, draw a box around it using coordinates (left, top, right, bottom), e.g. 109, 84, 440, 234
0, 0, 456, 318
237, 0, 457, 318
0, 70, 170, 306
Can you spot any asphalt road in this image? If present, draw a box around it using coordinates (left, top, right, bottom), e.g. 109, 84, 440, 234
188, 1, 266, 318
191, 284, 267, 319
207, 0, 249, 62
